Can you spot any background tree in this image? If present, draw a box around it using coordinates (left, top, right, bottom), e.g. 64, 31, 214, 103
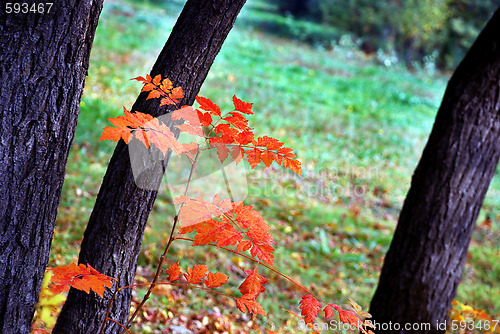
53, 0, 247, 332
0, 1, 104, 332
369, 7, 500, 333
270, 0, 498, 69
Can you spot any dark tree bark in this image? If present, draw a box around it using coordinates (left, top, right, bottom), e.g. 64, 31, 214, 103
54, 1, 246, 332
369, 7, 500, 334
0, 1, 103, 333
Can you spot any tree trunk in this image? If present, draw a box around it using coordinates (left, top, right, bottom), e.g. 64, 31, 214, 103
54, 1, 246, 332
0, 2, 103, 333
369, 7, 500, 334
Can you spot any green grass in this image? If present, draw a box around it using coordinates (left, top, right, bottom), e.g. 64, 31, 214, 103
41, 0, 500, 332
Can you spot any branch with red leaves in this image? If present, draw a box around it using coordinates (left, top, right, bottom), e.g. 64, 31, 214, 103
47, 75, 370, 333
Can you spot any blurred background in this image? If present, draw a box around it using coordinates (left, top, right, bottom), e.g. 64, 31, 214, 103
34, 0, 500, 332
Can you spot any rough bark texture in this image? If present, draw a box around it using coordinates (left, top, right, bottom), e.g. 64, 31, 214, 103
0, 1, 103, 333
369, 8, 500, 334
54, 1, 246, 333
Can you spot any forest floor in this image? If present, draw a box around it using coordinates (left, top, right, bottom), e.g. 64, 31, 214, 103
33, 0, 500, 332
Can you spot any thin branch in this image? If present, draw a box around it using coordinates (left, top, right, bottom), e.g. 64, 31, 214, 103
123, 146, 202, 331
174, 237, 327, 304
107, 318, 132, 334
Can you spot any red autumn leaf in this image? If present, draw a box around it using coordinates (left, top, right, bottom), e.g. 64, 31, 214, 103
171, 106, 198, 123
260, 150, 275, 167
299, 295, 322, 324
196, 96, 221, 116
235, 130, 255, 145
331, 304, 364, 329
197, 110, 213, 127
147, 89, 162, 100
49, 263, 114, 298
135, 118, 183, 156
176, 123, 205, 137
213, 123, 239, 137
246, 148, 261, 168
141, 83, 156, 92
256, 136, 283, 150
166, 261, 181, 282
99, 108, 153, 144
236, 297, 266, 315
215, 143, 230, 163
152, 74, 161, 85
284, 157, 301, 176
174, 195, 232, 229
168, 87, 184, 103
160, 78, 173, 91
238, 268, 268, 300
249, 243, 275, 266
324, 304, 334, 319
204, 272, 229, 288
181, 142, 199, 157
233, 95, 253, 114
224, 112, 248, 130
231, 146, 245, 164
191, 220, 235, 246
184, 265, 208, 284
132, 75, 147, 83
216, 227, 243, 247
237, 240, 252, 252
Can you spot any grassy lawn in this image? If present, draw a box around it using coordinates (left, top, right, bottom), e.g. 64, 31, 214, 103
36, 0, 499, 332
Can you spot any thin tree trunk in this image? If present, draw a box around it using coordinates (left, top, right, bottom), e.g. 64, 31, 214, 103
0, 2, 103, 333
54, 1, 246, 332
369, 7, 500, 334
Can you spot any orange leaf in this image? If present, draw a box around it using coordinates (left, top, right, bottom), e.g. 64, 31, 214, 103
166, 261, 181, 282
324, 304, 334, 318
233, 95, 253, 114
284, 157, 302, 176
196, 96, 221, 116
256, 136, 283, 150
197, 110, 213, 127
237, 240, 252, 252
184, 265, 208, 284
235, 130, 255, 145
330, 304, 365, 330
147, 90, 162, 100
171, 106, 199, 124
216, 227, 243, 247
224, 112, 248, 130
204, 272, 229, 288
231, 146, 245, 164
249, 243, 275, 266
215, 144, 230, 163
246, 148, 261, 168
152, 74, 161, 85
176, 123, 205, 137
239, 268, 268, 300
236, 297, 266, 315
299, 295, 322, 324
99, 108, 153, 144
214, 123, 239, 137
49, 263, 113, 298
260, 150, 275, 167
160, 78, 173, 91
174, 195, 232, 229
169, 87, 184, 103
136, 118, 183, 156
